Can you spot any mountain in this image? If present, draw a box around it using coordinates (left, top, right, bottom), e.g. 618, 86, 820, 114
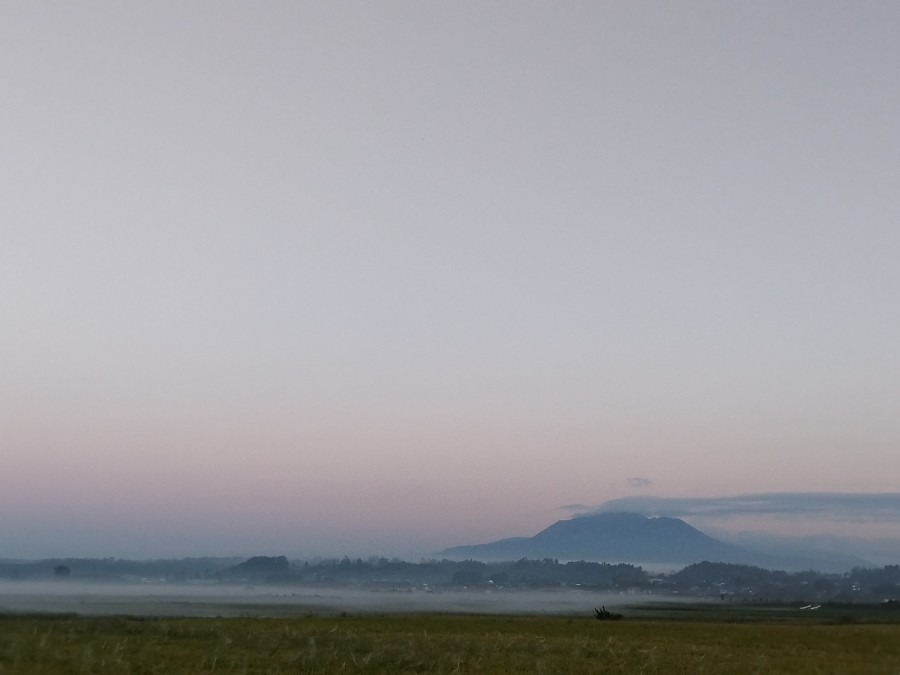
220, 555, 290, 580
439, 512, 781, 567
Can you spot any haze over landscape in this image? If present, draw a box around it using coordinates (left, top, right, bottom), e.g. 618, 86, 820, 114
3, 3, 899, 563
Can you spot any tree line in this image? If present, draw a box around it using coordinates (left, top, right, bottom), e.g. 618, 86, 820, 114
3, 556, 899, 604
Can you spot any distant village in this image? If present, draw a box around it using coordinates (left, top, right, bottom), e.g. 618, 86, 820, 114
3, 556, 900, 606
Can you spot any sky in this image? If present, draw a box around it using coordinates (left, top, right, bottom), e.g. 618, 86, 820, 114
2, 2, 899, 560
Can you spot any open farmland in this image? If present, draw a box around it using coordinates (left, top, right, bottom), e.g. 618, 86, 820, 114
1, 611, 899, 674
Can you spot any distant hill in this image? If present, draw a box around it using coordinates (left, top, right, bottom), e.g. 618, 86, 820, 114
715, 531, 877, 571
0, 557, 244, 581
439, 512, 786, 567
221, 555, 291, 580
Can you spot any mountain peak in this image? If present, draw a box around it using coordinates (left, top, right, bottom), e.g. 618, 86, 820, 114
440, 511, 749, 565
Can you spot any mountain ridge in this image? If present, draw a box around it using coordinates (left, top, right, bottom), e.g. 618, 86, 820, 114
438, 512, 864, 570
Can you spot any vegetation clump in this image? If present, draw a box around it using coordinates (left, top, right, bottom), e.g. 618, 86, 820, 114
594, 605, 624, 621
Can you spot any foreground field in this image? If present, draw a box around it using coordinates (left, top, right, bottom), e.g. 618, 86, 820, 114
1, 612, 900, 674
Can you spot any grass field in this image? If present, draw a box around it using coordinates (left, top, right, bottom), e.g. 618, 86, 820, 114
2, 609, 900, 674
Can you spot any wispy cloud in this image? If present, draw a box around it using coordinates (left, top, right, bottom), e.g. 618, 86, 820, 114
558, 503, 594, 513
577, 493, 900, 522
627, 477, 652, 489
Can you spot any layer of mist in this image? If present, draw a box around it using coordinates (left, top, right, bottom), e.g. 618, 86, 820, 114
0, 580, 644, 618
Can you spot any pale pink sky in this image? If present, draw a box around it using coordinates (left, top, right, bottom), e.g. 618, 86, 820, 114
2, 2, 899, 559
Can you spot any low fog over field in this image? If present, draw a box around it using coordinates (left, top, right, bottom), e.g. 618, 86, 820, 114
0, 580, 634, 618
5, 551, 898, 617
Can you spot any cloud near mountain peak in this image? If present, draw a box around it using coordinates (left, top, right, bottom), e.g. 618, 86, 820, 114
566, 492, 900, 523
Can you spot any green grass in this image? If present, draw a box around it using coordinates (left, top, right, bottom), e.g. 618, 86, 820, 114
1, 612, 899, 674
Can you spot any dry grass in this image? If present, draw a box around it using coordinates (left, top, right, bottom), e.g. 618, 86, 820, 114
1, 613, 899, 674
